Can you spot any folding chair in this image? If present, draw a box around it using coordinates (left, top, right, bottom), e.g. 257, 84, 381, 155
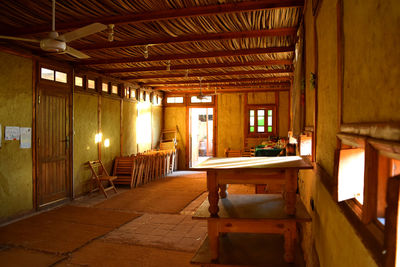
88, 160, 118, 198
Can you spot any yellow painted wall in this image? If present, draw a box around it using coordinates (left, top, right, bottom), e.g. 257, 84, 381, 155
0, 51, 33, 220
122, 101, 137, 156
217, 94, 245, 156
247, 92, 275, 104
100, 97, 121, 174
73, 93, 98, 196
278, 91, 289, 137
152, 105, 163, 149
163, 106, 186, 169
342, 0, 400, 122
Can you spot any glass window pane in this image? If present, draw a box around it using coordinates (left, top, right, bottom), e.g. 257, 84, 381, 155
268, 110, 272, 116
257, 110, 265, 116
112, 85, 118, 94
41, 68, 54, 80
166, 97, 174, 103
202, 96, 212, 102
191, 96, 201, 103
258, 126, 264, 132
75, 76, 83, 87
268, 126, 272, 132
250, 126, 254, 132
88, 79, 95, 89
258, 117, 264, 126
175, 97, 184, 103
250, 110, 254, 116
268, 116, 272, 126
130, 89, 136, 98
55, 71, 67, 83
102, 83, 108, 92
250, 116, 254, 126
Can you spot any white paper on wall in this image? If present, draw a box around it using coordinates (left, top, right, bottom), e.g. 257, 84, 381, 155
20, 127, 31, 149
5, 126, 20, 140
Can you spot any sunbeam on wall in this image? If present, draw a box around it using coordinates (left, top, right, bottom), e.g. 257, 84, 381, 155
136, 102, 152, 152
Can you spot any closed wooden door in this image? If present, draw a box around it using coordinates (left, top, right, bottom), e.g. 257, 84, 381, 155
37, 86, 70, 206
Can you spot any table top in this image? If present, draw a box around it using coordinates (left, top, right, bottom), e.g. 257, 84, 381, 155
191, 156, 313, 171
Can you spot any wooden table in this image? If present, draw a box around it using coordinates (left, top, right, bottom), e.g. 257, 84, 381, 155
191, 156, 313, 217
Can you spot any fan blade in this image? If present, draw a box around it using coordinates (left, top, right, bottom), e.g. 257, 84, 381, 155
0, 35, 39, 43
59, 23, 107, 42
64, 46, 90, 59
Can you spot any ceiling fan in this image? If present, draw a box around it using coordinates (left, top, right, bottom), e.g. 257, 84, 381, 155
0, 0, 107, 59
196, 77, 221, 100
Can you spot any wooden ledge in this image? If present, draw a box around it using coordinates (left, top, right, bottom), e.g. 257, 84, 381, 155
193, 194, 311, 221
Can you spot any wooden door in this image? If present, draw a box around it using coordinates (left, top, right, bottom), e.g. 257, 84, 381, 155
37, 86, 70, 206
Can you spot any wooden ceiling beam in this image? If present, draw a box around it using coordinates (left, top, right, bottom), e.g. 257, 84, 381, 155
74, 28, 297, 51
99, 60, 293, 74
78, 46, 294, 65
164, 87, 290, 93
142, 77, 291, 86
157, 82, 290, 90
0, 0, 304, 36
121, 69, 292, 80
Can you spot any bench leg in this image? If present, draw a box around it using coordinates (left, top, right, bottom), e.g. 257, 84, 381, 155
208, 220, 219, 262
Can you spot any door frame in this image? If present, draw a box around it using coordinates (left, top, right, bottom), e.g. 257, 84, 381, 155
185, 97, 218, 169
33, 60, 73, 209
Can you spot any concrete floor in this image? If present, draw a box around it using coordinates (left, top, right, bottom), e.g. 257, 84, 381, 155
0, 171, 256, 267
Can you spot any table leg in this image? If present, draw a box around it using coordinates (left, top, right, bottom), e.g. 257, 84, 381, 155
219, 184, 228, 198
208, 219, 219, 262
207, 171, 219, 216
284, 169, 297, 215
283, 221, 296, 262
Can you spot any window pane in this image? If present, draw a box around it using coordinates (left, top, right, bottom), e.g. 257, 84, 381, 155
75, 76, 83, 87
88, 79, 95, 89
257, 110, 265, 116
268, 116, 272, 126
268, 126, 272, 132
250, 126, 254, 132
130, 89, 136, 98
250, 116, 254, 126
102, 83, 108, 92
258, 117, 264, 126
250, 110, 254, 116
202, 96, 212, 102
112, 85, 118, 94
258, 126, 264, 132
268, 110, 272, 116
41, 68, 54, 80
175, 97, 184, 103
191, 96, 201, 103
166, 97, 174, 103
55, 71, 67, 83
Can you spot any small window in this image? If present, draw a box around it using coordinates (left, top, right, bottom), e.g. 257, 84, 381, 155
87, 79, 95, 90
41, 68, 54, 81
111, 85, 118, 94
337, 148, 365, 204
166, 96, 184, 104
55, 71, 67, 83
102, 83, 108, 92
190, 96, 212, 103
247, 106, 275, 136
158, 96, 162, 105
75, 76, 83, 87
299, 134, 312, 156
130, 89, 136, 99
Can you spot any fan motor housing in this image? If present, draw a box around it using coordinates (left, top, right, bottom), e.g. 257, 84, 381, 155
40, 38, 66, 53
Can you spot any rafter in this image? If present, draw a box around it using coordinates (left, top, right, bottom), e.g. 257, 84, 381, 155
164, 87, 290, 93
77, 46, 294, 65
0, 0, 304, 36
74, 28, 297, 51
142, 77, 291, 86
156, 82, 291, 90
99, 60, 293, 74
121, 69, 292, 80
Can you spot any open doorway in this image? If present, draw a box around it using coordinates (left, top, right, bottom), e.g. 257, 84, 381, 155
189, 108, 214, 167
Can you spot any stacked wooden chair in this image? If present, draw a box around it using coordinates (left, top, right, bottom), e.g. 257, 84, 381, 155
87, 160, 118, 198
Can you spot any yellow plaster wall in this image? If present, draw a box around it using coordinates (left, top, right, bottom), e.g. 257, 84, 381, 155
0, 51, 33, 220
247, 92, 275, 104
136, 102, 152, 153
122, 101, 137, 156
342, 0, 400, 122
100, 97, 121, 173
217, 94, 245, 156
72, 93, 98, 196
151, 105, 163, 149
278, 91, 289, 137
163, 106, 186, 169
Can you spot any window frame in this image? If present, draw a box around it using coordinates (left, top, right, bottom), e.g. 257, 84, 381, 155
245, 104, 277, 137
189, 94, 214, 105
164, 95, 185, 106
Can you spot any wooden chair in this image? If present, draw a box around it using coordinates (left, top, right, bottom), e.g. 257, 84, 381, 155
88, 160, 118, 198
113, 156, 136, 188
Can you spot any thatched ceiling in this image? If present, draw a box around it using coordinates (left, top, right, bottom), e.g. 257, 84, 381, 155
0, 0, 303, 93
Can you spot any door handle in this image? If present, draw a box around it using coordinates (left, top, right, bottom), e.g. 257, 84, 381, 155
61, 136, 70, 149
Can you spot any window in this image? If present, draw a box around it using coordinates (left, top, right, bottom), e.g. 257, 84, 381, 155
166, 96, 184, 104
41, 68, 54, 80
55, 71, 67, 83
130, 89, 136, 99
75, 76, 83, 87
299, 133, 312, 156
102, 82, 108, 92
158, 96, 162, 105
190, 96, 212, 103
87, 79, 95, 90
247, 106, 275, 136
111, 85, 118, 94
